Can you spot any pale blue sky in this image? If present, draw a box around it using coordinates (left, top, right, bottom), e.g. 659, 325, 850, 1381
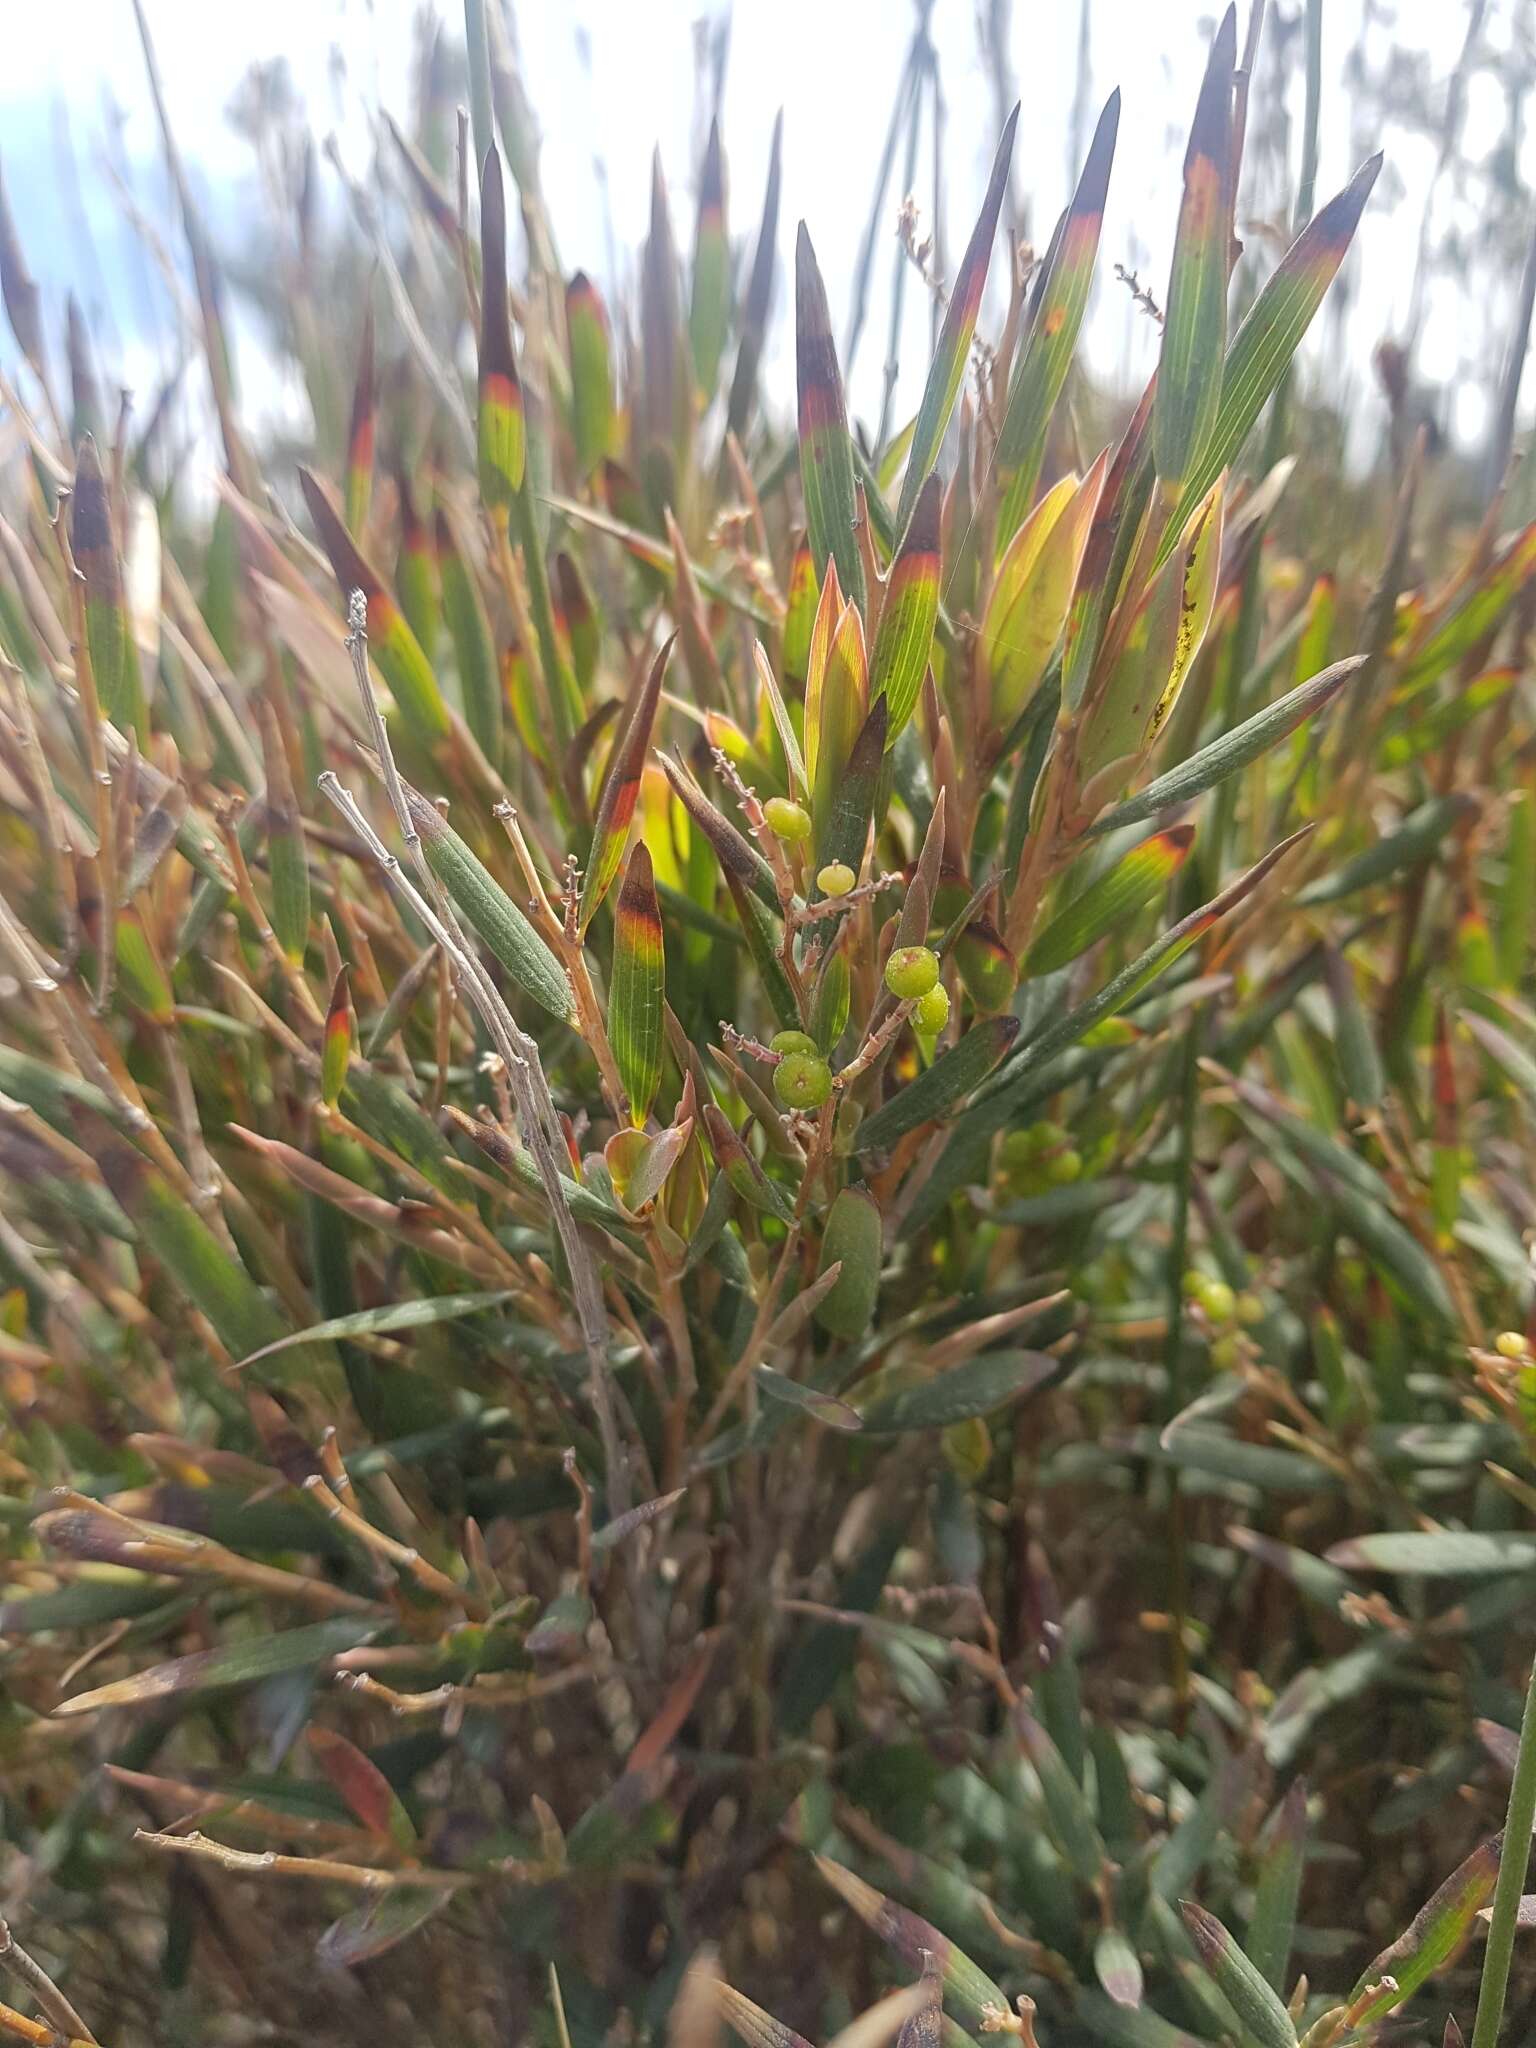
0, 1, 1509, 468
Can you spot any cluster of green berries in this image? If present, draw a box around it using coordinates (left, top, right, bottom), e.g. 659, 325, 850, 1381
885, 945, 949, 1035
1000, 1121, 1083, 1192
1181, 1269, 1265, 1328
769, 1030, 832, 1111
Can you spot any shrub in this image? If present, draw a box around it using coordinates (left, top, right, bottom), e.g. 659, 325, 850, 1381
3, 4, 1536, 2046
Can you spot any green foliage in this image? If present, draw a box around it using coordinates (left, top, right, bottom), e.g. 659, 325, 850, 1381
3, 8, 1536, 2048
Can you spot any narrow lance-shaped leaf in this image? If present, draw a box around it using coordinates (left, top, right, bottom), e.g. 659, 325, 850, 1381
1348, 1836, 1503, 2026
299, 467, 450, 744
345, 300, 376, 534
566, 271, 614, 477
1161, 151, 1384, 558
993, 90, 1120, 544
985, 454, 1106, 728
855, 1015, 1022, 1155
812, 598, 868, 862
797, 224, 866, 611
321, 968, 351, 1108
870, 473, 941, 744
1294, 792, 1476, 907
404, 788, 575, 1020
1246, 1779, 1309, 1993
690, 117, 730, 398
581, 635, 675, 929
1088, 654, 1365, 836
236, 1290, 520, 1370
73, 436, 145, 737
1153, 9, 1236, 493
1027, 824, 1195, 975
436, 505, 500, 764
1397, 520, 1536, 693
54, 1615, 379, 1717
258, 696, 309, 961
478, 143, 526, 521
1180, 1902, 1297, 2048
812, 1857, 1008, 2029
308, 1726, 418, 1852
610, 843, 665, 1128
716, 1981, 817, 2048
727, 110, 782, 440
641, 151, 685, 450
896, 104, 1018, 535
1075, 477, 1225, 806
954, 831, 1309, 1158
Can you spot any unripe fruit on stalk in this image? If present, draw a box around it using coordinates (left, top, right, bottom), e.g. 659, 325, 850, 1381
770, 1029, 818, 1058
773, 1051, 833, 1110
914, 983, 951, 1035
816, 862, 856, 897
764, 797, 812, 842
884, 945, 940, 999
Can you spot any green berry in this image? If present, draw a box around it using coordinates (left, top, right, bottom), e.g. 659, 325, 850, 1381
914, 983, 951, 1035
764, 797, 812, 842
1046, 1148, 1083, 1185
1237, 1291, 1265, 1327
1496, 1330, 1530, 1360
1210, 1334, 1240, 1371
884, 945, 940, 999
1200, 1280, 1237, 1325
1182, 1269, 1206, 1300
773, 1051, 833, 1111
770, 1029, 818, 1058
817, 862, 857, 898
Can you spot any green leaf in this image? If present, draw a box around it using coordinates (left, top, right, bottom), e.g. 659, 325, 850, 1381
407, 789, 574, 1019
754, 1365, 863, 1432
870, 474, 941, 743
896, 105, 1017, 536
1325, 1532, 1536, 1576
1088, 656, 1365, 836
857, 1350, 1055, 1434
994, 90, 1120, 542
1246, 1779, 1309, 1993
1348, 1836, 1502, 2026
235, 1292, 518, 1371
1153, 9, 1236, 492
1180, 1902, 1298, 2048
1162, 152, 1384, 553
55, 1616, 380, 1716
855, 1016, 1022, 1155
609, 842, 665, 1127
796, 224, 866, 612
815, 1189, 883, 1340
1026, 825, 1195, 975
1294, 793, 1478, 907
318, 1887, 453, 1968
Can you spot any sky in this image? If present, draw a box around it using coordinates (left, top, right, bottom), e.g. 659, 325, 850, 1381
0, 0, 1510, 477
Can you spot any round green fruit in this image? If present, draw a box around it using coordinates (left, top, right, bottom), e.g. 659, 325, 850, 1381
884, 945, 940, 999
764, 797, 812, 842
773, 1051, 833, 1111
914, 983, 951, 1035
